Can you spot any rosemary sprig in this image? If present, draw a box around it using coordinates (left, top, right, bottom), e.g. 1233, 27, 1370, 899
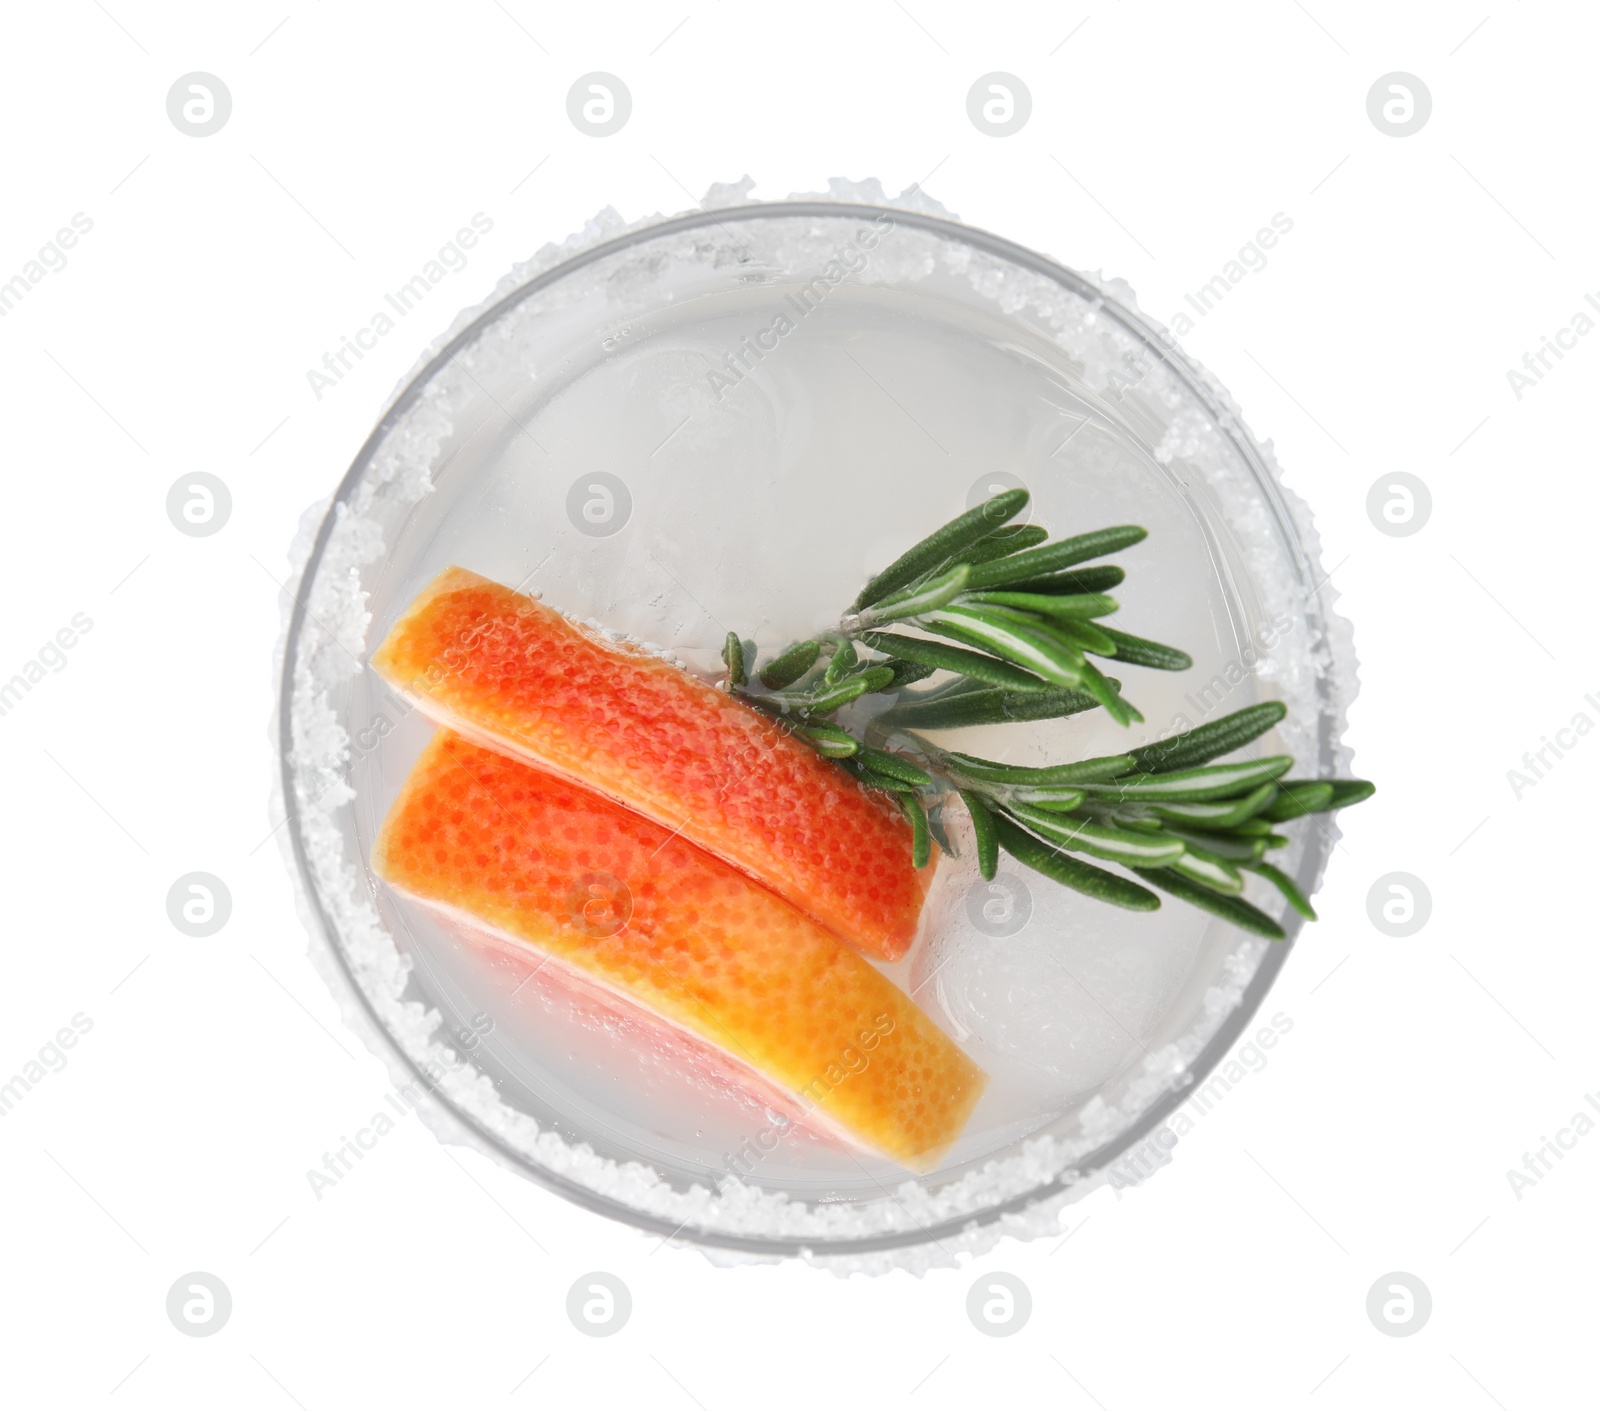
851, 488, 1028, 611
838, 494, 1189, 727
876, 681, 1109, 730
722, 491, 1374, 936
860, 630, 1056, 692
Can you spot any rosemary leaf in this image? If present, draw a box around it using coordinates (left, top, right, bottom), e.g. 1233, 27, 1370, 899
896, 675, 995, 704
759, 639, 822, 690
878, 658, 938, 690
1078, 756, 1293, 801
794, 673, 874, 715
1002, 564, 1126, 595
1168, 850, 1245, 893
1261, 781, 1336, 821
1075, 658, 1143, 727
1108, 814, 1166, 832
1131, 867, 1286, 940
796, 723, 859, 758
960, 590, 1119, 620
823, 638, 857, 684
1157, 826, 1268, 863
857, 746, 933, 788
858, 768, 918, 793
955, 524, 1050, 568
1147, 782, 1280, 828
1051, 752, 1141, 782
1126, 701, 1287, 774
787, 675, 864, 710
941, 599, 1069, 630
852, 489, 1029, 610
1327, 780, 1377, 809
864, 563, 973, 626
1093, 626, 1193, 671
1005, 805, 1186, 866
859, 630, 1053, 691
920, 606, 1088, 689
1246, 861, 1317, 921
939, 751, 1136, 786
874, 683, 1104, 729
899, 793, 932, 869
958, 790, 1000, 881
722, 631, 746, 687
963, 525, 1148, 590
1043, 618, 1119, 658
1219, 819, 1275, 838
1010, 785, 1090, 809
993, 814, 1161, 912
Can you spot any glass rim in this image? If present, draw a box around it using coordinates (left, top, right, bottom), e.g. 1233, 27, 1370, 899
278, 198, 1327, 1256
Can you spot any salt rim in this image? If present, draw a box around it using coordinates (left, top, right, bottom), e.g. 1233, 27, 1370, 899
270, 176, 1360, 1275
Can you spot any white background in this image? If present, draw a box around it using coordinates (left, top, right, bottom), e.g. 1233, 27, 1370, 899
2, 1, 1595, 1406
